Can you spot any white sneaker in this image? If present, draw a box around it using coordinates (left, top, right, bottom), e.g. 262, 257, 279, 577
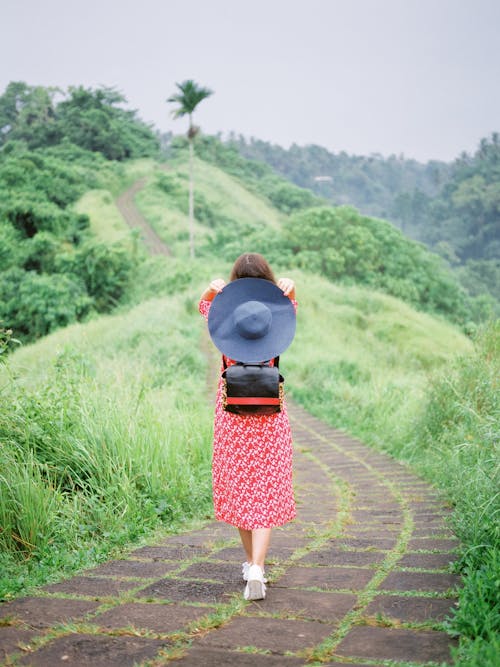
244, 564, 267, 600
242, 562, 267, 583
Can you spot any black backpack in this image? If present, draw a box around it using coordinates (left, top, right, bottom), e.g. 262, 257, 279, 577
221, 357, 284, 416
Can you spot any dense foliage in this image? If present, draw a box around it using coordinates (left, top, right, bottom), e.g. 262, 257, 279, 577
231, 134, 448, 221
411, 323, 499, 664
0, 142, 138, 341
286, 206, 469, 322
397, 135, 500, 262
0, 82, 159, 160
230, 133, 500, 316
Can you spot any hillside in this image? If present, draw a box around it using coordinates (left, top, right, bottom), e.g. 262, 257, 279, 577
225, 133, 500, 317
228, 134, 448, 220
1, 82, 498, 664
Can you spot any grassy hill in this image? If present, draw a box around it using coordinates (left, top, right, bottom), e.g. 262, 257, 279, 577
1, 149, 498, 665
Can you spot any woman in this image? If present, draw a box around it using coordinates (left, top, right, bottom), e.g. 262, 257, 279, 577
199, 253, 297, 601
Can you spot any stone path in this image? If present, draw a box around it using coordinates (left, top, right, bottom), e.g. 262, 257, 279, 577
0, 403, 461, 666
115, 176, 172, 256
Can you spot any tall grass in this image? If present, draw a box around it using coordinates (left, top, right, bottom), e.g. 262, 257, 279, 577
405, 322, 499, 665
285, 274, 498, 666
0, 292, 213, 599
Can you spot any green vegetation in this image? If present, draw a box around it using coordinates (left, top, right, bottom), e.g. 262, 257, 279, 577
0, 142, 146, 341
0, 82, 159, 159
285, 206, 469, 324
0, 285, 212, 599
230, 134, 447, 220
0, 79, 498, 664
229, 133, 500, 318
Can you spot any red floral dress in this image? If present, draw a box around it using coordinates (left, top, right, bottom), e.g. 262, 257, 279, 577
199, 298, 297, 530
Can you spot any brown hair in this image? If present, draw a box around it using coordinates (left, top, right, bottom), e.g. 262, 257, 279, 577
229, 253, 276, 283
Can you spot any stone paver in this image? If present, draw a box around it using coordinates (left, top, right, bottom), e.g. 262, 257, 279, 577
137, 577, 237, 603
365, 594, 459, 622
17, 633, 169, 667
298, 549, 386, 566
0, 596, 100, 628
248, 588, 357, 622
128, 544, 209, 560
86, 558, 178, 578
335, 625, 456, 663
42, 575, 145, 597
92, 601, 214, 633
195, 616, 334, 653
174, 647, 305, 666
276, 564, 374, 591
334, 536, 398, 550
379, 570, 461, 592
397, 552, 458, 569
0, 627, 37, 661
407, 537, 459, 551
0, 399, 463, 666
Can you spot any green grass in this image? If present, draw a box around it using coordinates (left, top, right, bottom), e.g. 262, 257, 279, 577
285, 271, 472, 444
0, 288, 213, 600
74, 190, 131, 243
179, 157, 284, 230
133, 157, 285, 258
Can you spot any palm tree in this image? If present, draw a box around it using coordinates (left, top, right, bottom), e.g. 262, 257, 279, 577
167, 80, 213, 258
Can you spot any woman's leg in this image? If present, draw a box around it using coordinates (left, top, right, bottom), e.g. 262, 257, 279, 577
238, 528, 253, 563
251, 528, 272, 569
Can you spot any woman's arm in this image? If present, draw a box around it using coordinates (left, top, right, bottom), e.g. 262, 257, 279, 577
200, 278, 226, 302
277, 277, 296, 300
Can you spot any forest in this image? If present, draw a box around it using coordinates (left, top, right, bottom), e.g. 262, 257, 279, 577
229, 134, 500, 315
0, 81, 498, 666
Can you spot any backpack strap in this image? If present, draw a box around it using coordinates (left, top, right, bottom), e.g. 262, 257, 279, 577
222, 355, 279, 369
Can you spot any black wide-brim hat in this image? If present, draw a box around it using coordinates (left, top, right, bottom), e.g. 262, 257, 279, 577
208, 278, 296, 363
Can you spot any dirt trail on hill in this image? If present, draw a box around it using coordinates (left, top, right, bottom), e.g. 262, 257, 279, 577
0, 184, 462, 665
115, 177, 172, 256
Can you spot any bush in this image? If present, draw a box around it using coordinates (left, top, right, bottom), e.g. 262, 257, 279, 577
0, 268, 92, 340
286, 206, 469, 322
0, 221, 23, 269
56, 240, 137, 311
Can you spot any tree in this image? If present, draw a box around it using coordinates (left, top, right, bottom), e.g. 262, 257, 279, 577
57, 86, 159, 160
167, 80, 213, 258
0, 81, 60, 148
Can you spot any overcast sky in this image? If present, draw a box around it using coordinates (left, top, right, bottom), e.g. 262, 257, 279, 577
3, 0, 499, 162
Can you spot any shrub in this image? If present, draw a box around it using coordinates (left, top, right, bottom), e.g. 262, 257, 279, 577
286, 206, 469, 322
55, 240, 137, 311
0, 268, 92, 340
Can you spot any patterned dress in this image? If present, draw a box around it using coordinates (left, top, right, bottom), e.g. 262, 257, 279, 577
199, 298, 297, 530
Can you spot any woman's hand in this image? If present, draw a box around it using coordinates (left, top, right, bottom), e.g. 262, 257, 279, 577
278, 278, 295, 298
201, 278, 226, 301
210, 278, 226, 294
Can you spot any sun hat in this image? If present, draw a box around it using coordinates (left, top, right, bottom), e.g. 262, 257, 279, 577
208, 278, 296, 363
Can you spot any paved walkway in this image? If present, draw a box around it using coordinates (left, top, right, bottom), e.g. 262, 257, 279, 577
115, 176, 172, 256
0, 402, 460, 666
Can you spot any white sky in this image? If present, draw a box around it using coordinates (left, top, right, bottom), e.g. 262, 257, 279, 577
3, 0, 499, 162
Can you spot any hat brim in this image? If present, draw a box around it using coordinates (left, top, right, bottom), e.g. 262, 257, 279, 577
208, 278, 296, 362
